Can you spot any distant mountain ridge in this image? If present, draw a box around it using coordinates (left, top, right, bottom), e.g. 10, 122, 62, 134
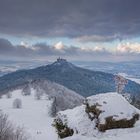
0, 58, 140, 97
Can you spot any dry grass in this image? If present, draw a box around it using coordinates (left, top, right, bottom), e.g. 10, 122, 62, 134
98, 114, 139, 132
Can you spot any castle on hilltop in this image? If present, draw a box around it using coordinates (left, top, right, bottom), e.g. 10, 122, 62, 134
57, 57, 67, 62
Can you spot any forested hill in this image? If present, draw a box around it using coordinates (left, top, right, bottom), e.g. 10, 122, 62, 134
0, 58, 140, 97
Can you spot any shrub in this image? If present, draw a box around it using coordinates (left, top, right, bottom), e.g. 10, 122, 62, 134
53, 117, 74, 139
34, 87, 44, 100
49, 97, 57, 117
13, 98, 22, 109
85, 101, 102, 121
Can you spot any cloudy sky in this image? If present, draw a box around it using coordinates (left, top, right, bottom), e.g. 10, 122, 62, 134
0, 0, 140, 62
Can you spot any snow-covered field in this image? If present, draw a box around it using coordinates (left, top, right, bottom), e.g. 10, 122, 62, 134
0, 89, 58, 140
1, 90, 140, 140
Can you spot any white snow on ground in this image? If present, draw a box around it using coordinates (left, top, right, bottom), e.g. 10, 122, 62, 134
57, 92, 140, 140
127, 77, 140, 84
64, 129, 140, 140
0, 89, 58, 140
1, 90, 140, 140
87, 92, 139, 124
118, 73, 140, 84
57, 105, 97, 136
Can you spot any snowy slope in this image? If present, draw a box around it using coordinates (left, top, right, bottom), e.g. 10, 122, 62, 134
1, 91, 140, 140
30, 79, 84, 111
56, 105, 97, 137
56, 92, 140, 140
0, 89, 58, 140
0, 79, 84, 140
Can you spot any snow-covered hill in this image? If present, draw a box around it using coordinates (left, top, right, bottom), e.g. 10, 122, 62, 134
1, 59, 140, 97
55, 93, 140, 140
0, 80, 84, 140
1, 91, 140, 140
30, 79, 84, 112
2, 79, 84, 113
0, 89, 57, 140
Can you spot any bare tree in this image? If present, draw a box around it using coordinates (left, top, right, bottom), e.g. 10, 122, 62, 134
34, 92, 41, 100
0, 112, 29, 140
34, 87, 44, 100
0, 112, 13, 140
115, 75, 128, 94
13, 126, 30, 140
49, 97, 57, 117
22, 85, 31, 96
13, 98, 22, 109
6, 92, 12, 98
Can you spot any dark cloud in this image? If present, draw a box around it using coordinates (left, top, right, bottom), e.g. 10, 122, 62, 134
0, 38, 14, 52
0, 38, 110, 59
75, 35, 118, 42
0, 38, 140, 61
0, 38, 35, 57
0, 0, 140, 42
